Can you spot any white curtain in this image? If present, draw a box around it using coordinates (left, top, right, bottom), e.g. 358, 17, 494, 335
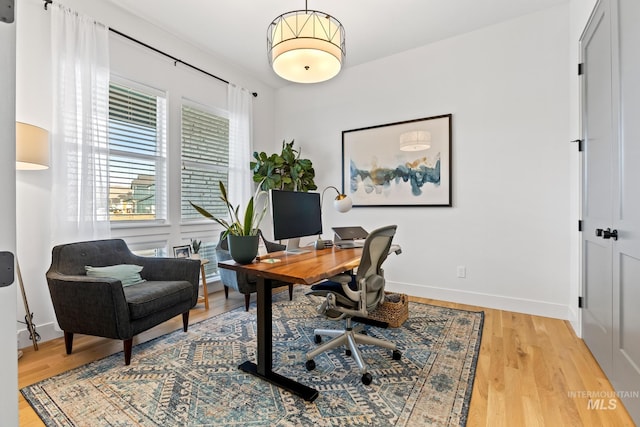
227, 84, 253, 208
50, 5, 111, 244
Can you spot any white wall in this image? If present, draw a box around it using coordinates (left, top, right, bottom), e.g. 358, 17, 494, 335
15, 0, 276, 347
275, 5, 575, 320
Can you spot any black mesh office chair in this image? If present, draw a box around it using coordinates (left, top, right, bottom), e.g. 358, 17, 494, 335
305, 225, 401, 385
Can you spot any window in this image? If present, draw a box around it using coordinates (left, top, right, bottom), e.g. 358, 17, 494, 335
181, 104, 230, 278
108, 82, 167, 222
181, 104, 229, 220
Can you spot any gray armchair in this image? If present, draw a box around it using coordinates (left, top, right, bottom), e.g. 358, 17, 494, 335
216, 230, 293, 311
46, 239, 201, 365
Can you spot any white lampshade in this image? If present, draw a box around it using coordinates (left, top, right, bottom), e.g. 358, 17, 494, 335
268, 10, 345, 84
321, 186, 352, 214
16, 122, 50, 170
333, 194, 353, 213
399, 130, 431, 152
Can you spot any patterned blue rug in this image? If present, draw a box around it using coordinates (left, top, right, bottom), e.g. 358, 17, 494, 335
21, 287, 483, 426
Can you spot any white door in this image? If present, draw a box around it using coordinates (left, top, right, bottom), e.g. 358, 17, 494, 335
0, 3, 19, 424
612, 0, 640, 421
582, 0, 640, 422
581, 0, 615, 379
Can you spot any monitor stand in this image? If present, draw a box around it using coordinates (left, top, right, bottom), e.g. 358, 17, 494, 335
285, 237, 310, 254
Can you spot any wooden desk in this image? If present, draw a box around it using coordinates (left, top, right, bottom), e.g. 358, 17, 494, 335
218, 246, 362, 402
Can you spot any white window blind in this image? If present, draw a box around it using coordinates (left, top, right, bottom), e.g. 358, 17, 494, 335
108, 82, 167, 222
181, 104, 230, 220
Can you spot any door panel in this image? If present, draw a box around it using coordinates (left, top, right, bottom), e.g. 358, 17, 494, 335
581, 0, 614, 378
619, 254, 640, 368
583, 240, 612, 374
585, 243, 611, 331
613, 0, 640, 421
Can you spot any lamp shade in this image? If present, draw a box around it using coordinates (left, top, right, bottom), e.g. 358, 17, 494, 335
16, 122, 50, 170
268, 10, 345, 84
322, 186, 352, 213
399, 130, 431, 152
333, 193, 353, 213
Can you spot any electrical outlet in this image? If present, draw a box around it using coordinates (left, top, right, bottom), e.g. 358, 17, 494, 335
456, 265, 466, 278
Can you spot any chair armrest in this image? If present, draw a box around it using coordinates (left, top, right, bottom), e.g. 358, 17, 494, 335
215, 246, 232, 262
46, 272, 132, 339
215, 246, 255, 292
133, 256, 200, 306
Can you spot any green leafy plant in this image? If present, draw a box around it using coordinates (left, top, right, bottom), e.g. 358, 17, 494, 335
189, 181, 269, 238
251, 140, 317, 192
190, 239, 202, 254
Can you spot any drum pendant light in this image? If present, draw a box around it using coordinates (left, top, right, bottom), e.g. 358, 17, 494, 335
267, 1, 345, 83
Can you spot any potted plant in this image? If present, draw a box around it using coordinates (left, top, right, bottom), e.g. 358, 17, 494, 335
190, 181, 268, 264
190, 239, 202, 259
251, 140, 317, 192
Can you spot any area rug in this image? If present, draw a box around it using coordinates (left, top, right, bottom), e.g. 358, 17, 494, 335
21, 287, 484, 426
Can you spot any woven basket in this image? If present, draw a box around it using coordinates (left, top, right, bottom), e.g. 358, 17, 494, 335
368, 292, 409, 327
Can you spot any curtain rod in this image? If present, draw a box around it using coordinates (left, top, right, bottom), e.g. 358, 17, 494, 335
43, 0, 258, 98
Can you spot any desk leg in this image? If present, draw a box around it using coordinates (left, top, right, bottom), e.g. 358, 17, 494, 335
238, 277, 319, 402
256, 275, 271, 374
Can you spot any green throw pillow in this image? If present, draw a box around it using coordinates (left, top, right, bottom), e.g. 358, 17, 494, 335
85, 264, 146, 287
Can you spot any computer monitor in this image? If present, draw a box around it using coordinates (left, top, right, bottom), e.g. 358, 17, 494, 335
270, 189, 322, 253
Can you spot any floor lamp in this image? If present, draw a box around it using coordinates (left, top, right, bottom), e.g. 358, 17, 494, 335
16, 122, 50, 353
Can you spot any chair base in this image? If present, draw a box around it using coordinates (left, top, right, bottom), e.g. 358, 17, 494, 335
306, 320, 397, 376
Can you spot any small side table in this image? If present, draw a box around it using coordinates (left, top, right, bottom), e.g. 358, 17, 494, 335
198, 259, 210, 310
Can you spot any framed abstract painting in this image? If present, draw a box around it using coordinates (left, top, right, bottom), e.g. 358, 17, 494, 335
342, 114, 452, 207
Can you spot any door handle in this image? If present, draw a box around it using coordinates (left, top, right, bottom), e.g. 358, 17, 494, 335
596, 228, 618, 241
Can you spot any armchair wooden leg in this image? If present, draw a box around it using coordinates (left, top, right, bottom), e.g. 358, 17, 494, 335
224, 285, 229, 299
182, 311, 189, 332
288, 284, 294, 301
244, 294, 251, 311
64, 331, 73, 355
124, 338, 132, 365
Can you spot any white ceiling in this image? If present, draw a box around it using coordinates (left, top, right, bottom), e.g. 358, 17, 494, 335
104, 0, 568, 89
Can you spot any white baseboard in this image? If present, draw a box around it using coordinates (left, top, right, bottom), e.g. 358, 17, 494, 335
386, 281, 572, 320
568, 305, 581, 337
17, 322, 63, 350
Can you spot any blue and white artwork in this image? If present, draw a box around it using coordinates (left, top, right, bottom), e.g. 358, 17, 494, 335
342, 114, 451, 207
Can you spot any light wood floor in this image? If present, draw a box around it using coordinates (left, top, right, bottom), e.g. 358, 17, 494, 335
18, 288, 635, 426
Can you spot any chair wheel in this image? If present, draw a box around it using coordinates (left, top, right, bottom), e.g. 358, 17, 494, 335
345, 349, 352, 356
361, 372, 372, 385
305, 359, 316, 371
314, 334, 322, 344
392, 350, 402, 360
